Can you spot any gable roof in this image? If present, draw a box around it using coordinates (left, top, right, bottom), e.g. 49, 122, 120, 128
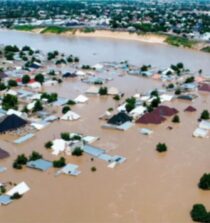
136, 112, 166, 124
198, 83, 210, 92
0, 148, 10, 159
108, 112, 132, 126
153, 105, 178, 117
0, 114, 27, 133
184, 106, 197, 112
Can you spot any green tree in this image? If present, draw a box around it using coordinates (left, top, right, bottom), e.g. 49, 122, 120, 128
172, 115, 180, 123
200, 110, 210, 120
156, 143, 167, 153
35, 73, 44, 84
53, 157, 66, 168
22, 75, 30, 84
72, 147, 83, 156
33, 100, 43, 112
99, 87, 108, 95
190, 204, 209, 222
29, 151, 42, 161
2, 94, 18, 110
199, 173, 210, 190
62, 106, 71, 114
8, 79, 17, 87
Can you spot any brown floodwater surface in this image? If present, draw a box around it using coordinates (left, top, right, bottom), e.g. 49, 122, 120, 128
0, 30, 210, 223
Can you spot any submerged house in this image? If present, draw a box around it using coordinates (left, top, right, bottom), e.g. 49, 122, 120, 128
108, 112, 132, 126
0, 148, 10, 159
198, 83, 210, 92
0, 114, 27, 134
184, 106, 197, 112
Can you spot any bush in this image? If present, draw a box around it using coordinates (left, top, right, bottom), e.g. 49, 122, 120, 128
72, 147, 83, 156
99, 87, 108, 95
156, 143, 167, 153
91, 166, 97, 172
199, 173, 210, 190
200, 110, 210, 120
13, 154, 28, 169
2, 94, 18, 110
190, 204, 209, 222
113, 95, 120, 101
175, 88, 181, 95
53, 157, 66, 168
172, 115, 180, 123
0, 186, 6, 194
67, 100, 76, 106
10, 192, 22, 200
62, 106, 70, 114
61, 132, 70, 141
29, 151, 42, 161
22, 75, 30, 84
8, 79, 17, 87
45, 141, 53, 149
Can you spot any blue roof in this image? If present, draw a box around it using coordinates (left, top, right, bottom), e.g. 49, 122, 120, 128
0, 195, 13, 205
27, 159, 53, 171
111, 155, 126, 164
0, 166, 7, 173
14, 133, 34, 144
83, 145, 105, 157
53, 98, 68, 106
98, 154, 113, 162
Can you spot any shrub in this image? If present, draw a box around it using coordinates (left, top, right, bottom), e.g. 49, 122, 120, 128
156, 143, 167, 153
113, 95, 120, 101
62, 106, 70, 114
91, 166, 97, 172
190, 204, 209, 222
172, 115, 180, 123
61, 132, 70, 141
10, 192, 22, 200
29, 151, 42, 161
199, 173, 210, 190
45, 141, 53, 149
200, 110, 210, 120
99, 87, 108, 95
72, 147, 83, 156
53, 157, 66, 168
67, 100, 76, 105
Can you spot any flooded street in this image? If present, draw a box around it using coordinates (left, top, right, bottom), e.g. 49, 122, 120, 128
0, 30, 210, 223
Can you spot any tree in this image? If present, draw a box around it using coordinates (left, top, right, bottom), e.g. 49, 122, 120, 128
172, 115, 180, 123
91, 166, 97, 172
199, 173, 210, 190
175, 88, 181, 95
13, 154, 28, 169
0, 83, 7, 91
61, 132, 70, 141
35, 73, 44, 84
125, 97, 136, 112
67, 100, 76, 106
8, 79, 17, 87
200, 110, 210, 120
72, 147, 83, 156
45, 141, 53, 149
2, 94, 18, 110
22, 75, 30, 84
190, 204, 209, 222
53, 157, 66, 168
62, 106, 70, 114
33, 100, 43, 112
29, 151, 42, 161
10, 192, 22, 200
99, 87, 108, 95
150, 97, 161, 108
156, 143, 167, 153
113, 95, 120, 101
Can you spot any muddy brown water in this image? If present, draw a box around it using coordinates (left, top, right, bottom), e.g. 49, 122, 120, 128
0, 30, 210, 223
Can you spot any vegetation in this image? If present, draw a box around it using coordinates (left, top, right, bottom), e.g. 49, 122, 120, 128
22, 75, 31, 84
113, 95, 120, 101
13, 25, 38, 31
29, 151, 42, 161
0, 185, 6, 194
8, 79, 18, 87
156, 143, 167, 153
99, 87, 108, 95
72, 147, 83, 156
53, 157, 66, 168
172, 115, 180, 123
62, 106, 71, 114
185, 76, 195, 83
165, 36, 196, 48
35, 73, 44, 84
45, 141, 53, 149
67, 100, 76, 106
61, 132, 70, 141
41, 92, 58, 103
41, 26, 72, 34
10, 192, 22, 200
200, 110, 210, 120
81, 27, 95, 33
201, 46, 210, 53
199, 173, 210, 190
2, 94, 18, 110
91, 166, 97, 172
125, 97, 136, 113
191, 204, 210, 223
33, 100, 43, 112
13, 154, 28, 169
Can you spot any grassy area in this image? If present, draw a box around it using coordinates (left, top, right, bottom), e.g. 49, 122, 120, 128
201, 46, 210, 53
13, 25, 38, 31
41, 26, 73, 34
81, 27, 95, 33
165, 36, 196, 48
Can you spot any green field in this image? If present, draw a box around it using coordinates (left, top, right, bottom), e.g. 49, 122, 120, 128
80, 27, 95, 33
41, 26, 73, 34
201, 46, 210, 53
165, 36, 196, 48
13, 25, 38, 31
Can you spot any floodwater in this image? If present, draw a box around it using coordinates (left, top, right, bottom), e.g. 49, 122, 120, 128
0, 30, 210, 223
0, 29, 210, 74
